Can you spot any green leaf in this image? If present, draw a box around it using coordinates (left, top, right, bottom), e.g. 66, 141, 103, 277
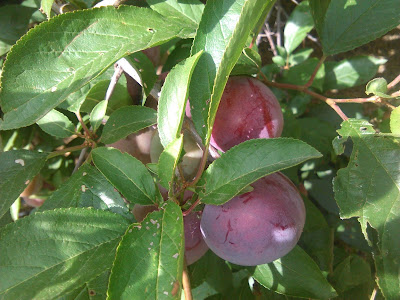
334, 119, 400, 299
86, 270, 110, 300
189, 0, 276, 143
288, 48, 313, 66
252, 246, 337, 299
162, 39, 193, 73
90, 100, 107, 132
37, 109, 76, 138
198, 138, 321, 205
70, 69, 129, 114
158, 135, 184, 190
323, 56, 387, 91
0, 6, 195, 130
365, 77, 391, 98
0, 5, 36, 56
40, 0, 54, 19
231, 47, 262, 76
91, 147, 162, 206
0, 150, 47, 219
280, 58, 325, 91
101, 105, 157, 144
309, 0, 330, 38
316, 0, 400, 55
390, 106, 400, 135
329, 255, 374, 299
125, 52, 158, 101
158, 52, 203, 148
40, 164, 133, 221
108, 201, 184, 299
147, 0, 204, 28
0, 208, 129, 299
299, 198, 333, 273
284, 1, 314, 54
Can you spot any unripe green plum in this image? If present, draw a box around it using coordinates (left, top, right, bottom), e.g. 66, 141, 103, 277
210, 76, 283, 152
200, 172, 305, 266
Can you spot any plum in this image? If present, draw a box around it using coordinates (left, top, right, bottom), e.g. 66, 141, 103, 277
210, 76, 283, 152
200, 172, 305, 266
107, 127, 155, 164
184, 212, 209, 265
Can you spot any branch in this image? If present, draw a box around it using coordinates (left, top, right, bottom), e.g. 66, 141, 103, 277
388, 74, 400, 90
303, 55, 326, 88
47, 144, 88, 159
105, 64, 124, 102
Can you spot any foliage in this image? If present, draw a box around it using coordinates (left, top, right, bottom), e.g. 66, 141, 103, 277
0, 0, 399, 299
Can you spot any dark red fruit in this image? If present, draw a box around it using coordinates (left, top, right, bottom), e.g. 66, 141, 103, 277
200, 172, 305, 266
210, 76, 283, 152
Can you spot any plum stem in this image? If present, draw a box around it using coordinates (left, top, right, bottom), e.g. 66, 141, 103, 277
182, 259, 193, 300
183, 197, 201, 217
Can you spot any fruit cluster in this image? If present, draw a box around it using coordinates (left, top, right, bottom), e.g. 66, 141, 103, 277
119, 76, 305, 266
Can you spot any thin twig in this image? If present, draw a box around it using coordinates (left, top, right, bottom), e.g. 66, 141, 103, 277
265, 23, 278, 56
76, 111, 92, 138
183, 197, 201, 217
388, 74, 400, 90
73, 148, 89, 173
276, 1, 282, 48
182, 259, 193, 300
105, 64, 124, 102
369, 288, 377, 300
303, 55, 326, 88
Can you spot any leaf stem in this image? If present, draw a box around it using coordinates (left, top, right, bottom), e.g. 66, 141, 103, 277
72, 147, 89, 173
303, 55, 326, 88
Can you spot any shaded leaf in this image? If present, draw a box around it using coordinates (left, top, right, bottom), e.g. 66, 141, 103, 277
101, 106, 157, 144
189, 0, 276, 142
334, 119, 400, 299
40, 164, 133, 221
323, 56, 387, 91
0, 150, 47, 219
0, 5, 36, 56
284, 1, 314, 54
0, 6, 195, 130
90, 100, 107, 132
37, 109, 76, 138
158, 135, 184, 189
317, 0, 400, 55
0, 208, 129, 299
253, 246, 337, 299
40, 0, 53, 19
390, 106, 400, 135
231, 47, 262, 76
147, 0, 204, 28
158, 52, 203, 148
199, 138, 321, 205
91, 147, 162, 206
108, 201, 184, 299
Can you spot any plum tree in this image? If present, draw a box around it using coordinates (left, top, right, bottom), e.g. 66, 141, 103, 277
210, 76, 284, 152
200, 172, 305, 266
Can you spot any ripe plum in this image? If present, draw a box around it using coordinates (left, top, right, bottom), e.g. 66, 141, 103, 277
184, 212, 209, 265
210, 76, 283, 152
200, 172, 305, 266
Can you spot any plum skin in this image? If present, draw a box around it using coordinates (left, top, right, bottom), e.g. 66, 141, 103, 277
200, 172, 305, 266
210, 76, 283, 152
